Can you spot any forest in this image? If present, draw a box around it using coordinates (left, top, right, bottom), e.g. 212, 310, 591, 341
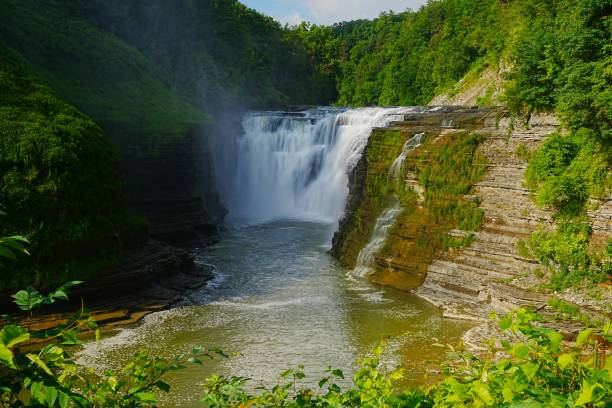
0, 0, 610, 406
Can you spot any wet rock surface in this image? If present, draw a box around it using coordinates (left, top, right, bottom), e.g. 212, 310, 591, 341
2, 240, 214, 336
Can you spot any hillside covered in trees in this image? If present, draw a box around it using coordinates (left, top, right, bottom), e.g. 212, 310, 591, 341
0, 0, 609, 288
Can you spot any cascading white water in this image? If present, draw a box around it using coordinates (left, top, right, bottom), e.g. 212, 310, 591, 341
352, 132, 425, 277
353, 204, 403, 277
215, 107, 412, 224
389, 132, 425, 178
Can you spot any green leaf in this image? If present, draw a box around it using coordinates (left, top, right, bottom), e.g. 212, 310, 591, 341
499, 314, 514, 330
188, 357, 203, 366
135, 392, 157, 402
0, 344, 16, 369
513, 343, 530, 359
576, 328, 594, 345
1, 325, 30, 348
521, 362, 538, 381
331, 369, 344, 379
509, 400, 544, 408
30, 382, 46, 404
61, 281, 83, 288
473, 382, 494, 405
557, 353, 574, 369
51, 290, 69, 301
318, 377, 329, 388
155, 380, 171, 393
546, 331, 563, 352
329, 383, 341, 393
7, 235, 29, 243
45, 386, 58, 407
27, 353, 53, 376
575, 380, 594, 406
0, 245, 16, 260
58, 392, 70, 408
11, 290, 28, 302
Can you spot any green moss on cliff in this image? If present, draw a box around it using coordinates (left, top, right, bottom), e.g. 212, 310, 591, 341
336, 126, 487, 290
0, 63, 147, 291
334, 128, 408, 264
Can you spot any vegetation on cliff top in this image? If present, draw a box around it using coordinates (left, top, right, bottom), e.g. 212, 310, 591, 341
0, 0, 210, 139
0, 0, 337, 139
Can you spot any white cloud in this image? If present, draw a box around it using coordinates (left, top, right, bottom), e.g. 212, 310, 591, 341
278, 12, 305, 26
299, 0, 426, 24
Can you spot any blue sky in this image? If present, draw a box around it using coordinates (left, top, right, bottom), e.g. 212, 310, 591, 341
240, 0, 428, 25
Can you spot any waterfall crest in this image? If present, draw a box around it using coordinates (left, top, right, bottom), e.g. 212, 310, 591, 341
215, 107, 412, 224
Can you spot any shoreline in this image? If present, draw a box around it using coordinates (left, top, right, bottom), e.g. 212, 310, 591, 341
2, 240, 216, 338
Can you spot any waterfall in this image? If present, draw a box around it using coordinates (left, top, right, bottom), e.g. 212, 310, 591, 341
214, 107, 412, 224
389, 132, 425, 178
353, 204, 403, 277
352, 132, 425, 277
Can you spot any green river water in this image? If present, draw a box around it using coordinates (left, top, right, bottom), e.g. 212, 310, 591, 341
78, 220, 472, 407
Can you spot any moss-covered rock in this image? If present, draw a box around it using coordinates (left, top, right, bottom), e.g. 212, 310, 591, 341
332, 108, 494, 290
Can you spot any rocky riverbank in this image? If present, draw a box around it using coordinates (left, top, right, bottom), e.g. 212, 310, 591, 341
2, 240, 215, 336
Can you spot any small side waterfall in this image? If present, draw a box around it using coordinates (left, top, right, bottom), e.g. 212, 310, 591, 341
389, 132, 425, 178
352, 132, 425, 277
214, 107, 412, 224
353, 204, 403, 277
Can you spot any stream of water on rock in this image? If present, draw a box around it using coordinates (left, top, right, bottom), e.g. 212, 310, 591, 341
78, 108, 473, 407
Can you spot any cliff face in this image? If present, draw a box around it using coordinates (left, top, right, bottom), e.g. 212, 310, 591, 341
106, 125, 225, 246
332, 107, 500, 290
332, 108, 611, 324
414, 114, 558, 320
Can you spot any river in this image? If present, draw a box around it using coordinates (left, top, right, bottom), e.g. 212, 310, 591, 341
78, 221, 471, 406
77, 108, 473, 406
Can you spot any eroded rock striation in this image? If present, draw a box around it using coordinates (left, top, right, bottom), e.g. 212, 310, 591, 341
331, 108, 610, 327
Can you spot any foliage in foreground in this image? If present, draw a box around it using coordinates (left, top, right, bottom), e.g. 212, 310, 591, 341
200, 309, 611, 407
0, 281, 225, 407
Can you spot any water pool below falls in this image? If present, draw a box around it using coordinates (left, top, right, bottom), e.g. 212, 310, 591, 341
78, 108, 473, 407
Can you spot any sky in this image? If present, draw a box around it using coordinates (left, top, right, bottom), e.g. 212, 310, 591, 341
240, 0, 428, 26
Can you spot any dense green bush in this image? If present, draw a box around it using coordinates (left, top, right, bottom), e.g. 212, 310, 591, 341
529, 219, 610, 290
523, 128, 610, 288
0, 64, 147, 290
525, 130, 610, 216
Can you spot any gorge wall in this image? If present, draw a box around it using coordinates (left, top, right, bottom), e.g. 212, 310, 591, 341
106, 125, 224, 246
331, 108, 611, 324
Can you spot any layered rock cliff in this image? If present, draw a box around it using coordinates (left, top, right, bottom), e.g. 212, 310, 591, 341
331, 108, 611, 326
